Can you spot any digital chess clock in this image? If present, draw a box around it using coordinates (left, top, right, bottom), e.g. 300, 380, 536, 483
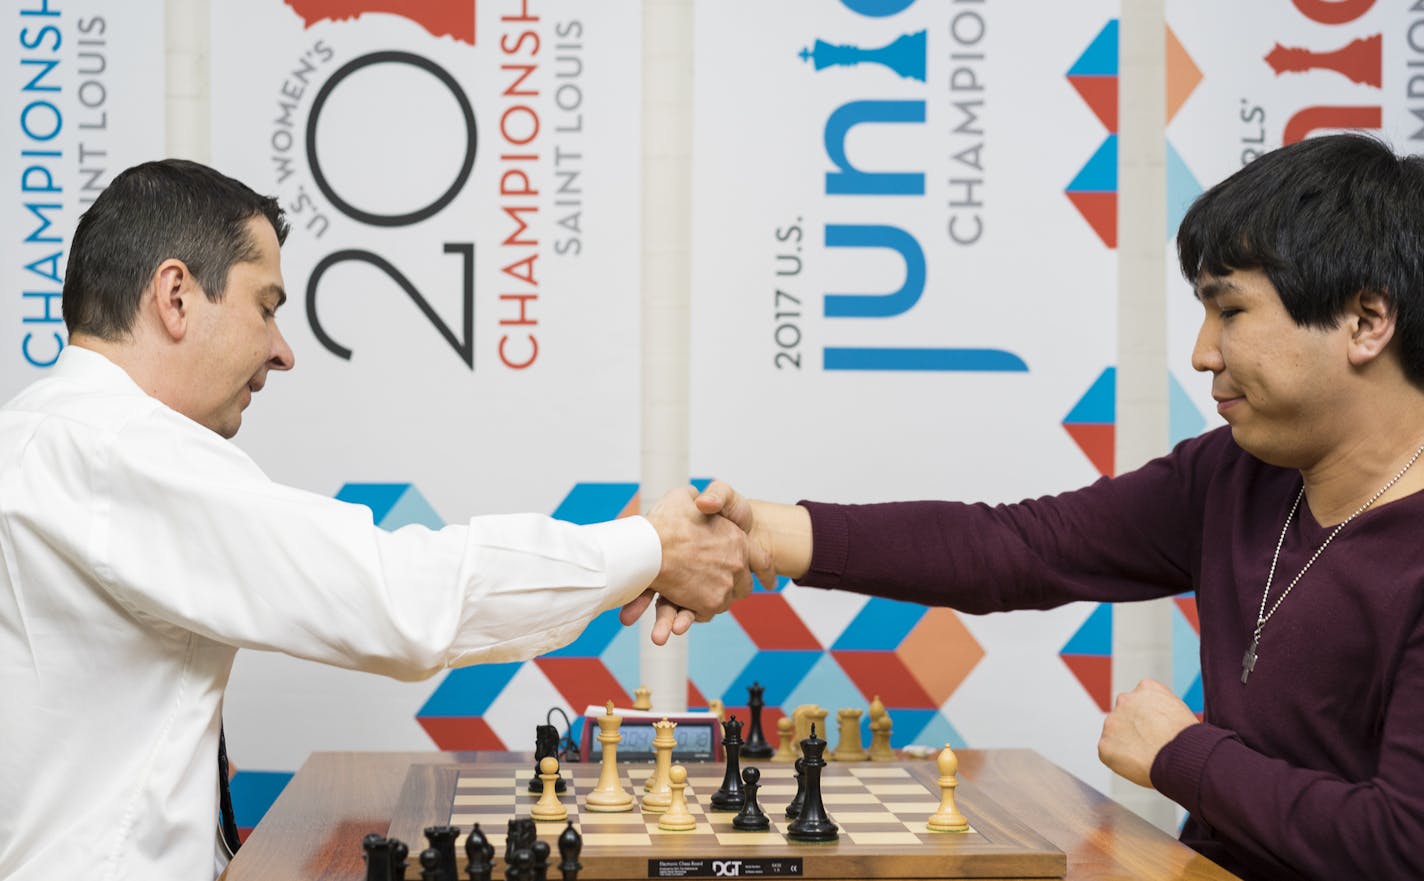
577, 705, 724, 763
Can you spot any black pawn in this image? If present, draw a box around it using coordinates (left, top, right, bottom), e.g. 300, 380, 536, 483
558, 821, 583, 881
420, 847, 445, 881
785, 758, 805, 819
741, 682, 773, 759
785, 724, 838, 842
363, 834, 395, 881
506, 848, 534, 881
465, 824, 494, 881
529, 725, 567, 793
710, 715, 746, 811
531, 840, 550, 881
731, 767, 771, 831
424, 825, 460, 881
390, 838, 410, 881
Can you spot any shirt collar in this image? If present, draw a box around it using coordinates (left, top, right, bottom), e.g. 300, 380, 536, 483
53, 344, 151, 398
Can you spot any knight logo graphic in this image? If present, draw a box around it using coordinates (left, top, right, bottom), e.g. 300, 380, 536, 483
283, 0, 476, 44
796, 19, 1027, 373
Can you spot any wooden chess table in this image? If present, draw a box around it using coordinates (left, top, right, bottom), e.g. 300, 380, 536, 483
218, 750, 1241, 881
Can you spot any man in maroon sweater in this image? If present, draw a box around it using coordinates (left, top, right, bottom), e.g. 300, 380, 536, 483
702, 134, 1424, 881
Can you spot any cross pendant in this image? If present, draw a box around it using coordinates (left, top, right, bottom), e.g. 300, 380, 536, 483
1241, 635, 1260, 684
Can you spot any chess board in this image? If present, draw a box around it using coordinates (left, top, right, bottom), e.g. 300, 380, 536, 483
387, 760, 1066, 879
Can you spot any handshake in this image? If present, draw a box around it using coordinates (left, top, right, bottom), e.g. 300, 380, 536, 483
618, 481, 811, 645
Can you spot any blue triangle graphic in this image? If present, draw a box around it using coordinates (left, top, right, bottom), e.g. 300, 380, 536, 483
1065, 367, 1115, 425
1067, 135, 1118, 193
1166, 140, 1204, 239
1061, 603, 1112, 656
335, 483, 410, 524
1068, 19, 1119, 77
1168, 371, 1208, 446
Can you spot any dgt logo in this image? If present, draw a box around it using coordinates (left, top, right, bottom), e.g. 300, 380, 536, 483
712, 861, 744, 877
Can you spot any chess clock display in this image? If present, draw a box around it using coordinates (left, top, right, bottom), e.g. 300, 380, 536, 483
578, 706, 723, 763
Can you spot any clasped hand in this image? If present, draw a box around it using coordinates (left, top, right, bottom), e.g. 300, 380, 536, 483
619, 482, 775, 644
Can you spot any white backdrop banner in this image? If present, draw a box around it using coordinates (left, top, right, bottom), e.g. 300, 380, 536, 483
3, 1, 164, 400
210, 0, 643, 769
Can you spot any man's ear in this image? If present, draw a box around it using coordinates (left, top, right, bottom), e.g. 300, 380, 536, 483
1346, 288, 1397, 367
150, 259, 194, 342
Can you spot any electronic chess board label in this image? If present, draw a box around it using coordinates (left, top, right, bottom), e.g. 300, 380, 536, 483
387, 761, 1066, 879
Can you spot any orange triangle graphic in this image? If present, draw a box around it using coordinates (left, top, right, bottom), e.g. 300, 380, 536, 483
1166, 26, 1203, 123
1065, 191, 1117, 249
1063, 422, 1115, 477
1068, 75, 1118, 133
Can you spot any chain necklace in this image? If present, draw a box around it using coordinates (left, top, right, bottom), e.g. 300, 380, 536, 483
1242, 440, 1424, 684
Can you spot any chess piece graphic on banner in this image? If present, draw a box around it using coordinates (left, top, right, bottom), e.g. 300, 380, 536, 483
927, 744, 970, 832
741, 682, 774, 759
786, 725, 838, 841
531, 757, 568, 822
642, 718, 677, 811
831, 708, 867, 761
658, 765, 697, 831
797, 30, 927, 82
1264, 34, 1381, 88
773, 717, 796, 762
585, 701, 634, 811
633, 685, 652, 711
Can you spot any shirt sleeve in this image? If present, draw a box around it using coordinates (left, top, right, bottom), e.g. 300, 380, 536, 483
84, 405, 661, 681
793, 431, 1221, 611
1151, 610, 1424, 880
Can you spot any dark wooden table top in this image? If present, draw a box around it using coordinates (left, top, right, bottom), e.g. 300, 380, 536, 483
219, 749, 1240, 881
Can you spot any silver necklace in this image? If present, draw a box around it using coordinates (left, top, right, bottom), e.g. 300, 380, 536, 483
1242, 440, 1424, 684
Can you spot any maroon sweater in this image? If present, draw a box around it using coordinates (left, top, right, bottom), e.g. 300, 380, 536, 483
797, 427, 1424, 881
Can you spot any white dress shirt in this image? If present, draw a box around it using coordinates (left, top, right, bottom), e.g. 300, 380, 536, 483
0, 346, 662, 881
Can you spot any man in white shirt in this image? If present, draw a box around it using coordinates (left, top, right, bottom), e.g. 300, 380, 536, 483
0, 159, 767, 881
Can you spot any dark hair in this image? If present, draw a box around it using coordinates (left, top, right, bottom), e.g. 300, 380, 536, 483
62, 159, 289, 339
1177, 133, 1424, 385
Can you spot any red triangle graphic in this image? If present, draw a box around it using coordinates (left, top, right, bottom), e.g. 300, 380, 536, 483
1063, 422, 1115, 477
417, 716, 505, 750
1068, 75, 1118, 132
1175, 595, 1201, 634
1066, 191, 1117, 249
1061, 654, 1112, 712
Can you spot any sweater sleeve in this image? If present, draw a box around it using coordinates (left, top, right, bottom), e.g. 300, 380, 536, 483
795, 430, 1226, 610
1152, 611, 1424, 880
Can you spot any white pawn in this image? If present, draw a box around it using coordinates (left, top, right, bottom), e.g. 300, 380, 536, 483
657, 765, 697, 832
585, 700, 635, 812
926, 744, 969, 832
530, 756, 568, 822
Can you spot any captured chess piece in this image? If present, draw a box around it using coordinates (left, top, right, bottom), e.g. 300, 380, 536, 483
926, 744, 970, 832
772, 716, 796, 762
633, 685, 652, 711
709, 715, 746, 811
363, 833, 408, 881
785, 757, 805, 819
505, 818, 537, 863
506, 848, 533, 881
424, 825, 460, 881
529, 724, 567, 793
557, 821, 583, 881
792, 705, 827, 757
531, 840, 551, 881
831, 708, 868, 761
868, 696, 895, 762
741, 682, 774, 759
785, 724, 838, 841
658, 765, 697, 831
420, 847, 444, 881
465, 824, 494, 881
731, 766, 771, 831
642, 718, 677, 811
531, 756, 569, 822
707, 698, 725, 722
585, 701, 635, 811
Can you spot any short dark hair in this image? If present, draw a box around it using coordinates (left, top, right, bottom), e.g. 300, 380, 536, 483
1177, 133, 1424, 385
62, 159, 289, 339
